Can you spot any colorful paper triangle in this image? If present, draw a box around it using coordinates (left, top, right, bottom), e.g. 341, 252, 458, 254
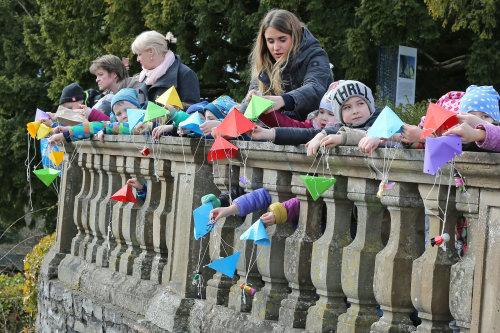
244, 95, 275, 121
300, 175, 336, 201
48, 151, 64, 167
207, 137, 239, 162
214, 108, 255, 138
27, 121, 41, 139
35, 108, 50, 121
179, 111, 205, 135
143, 102, 169, 123
193, 202, 214, 240
37, 123, 51, 139
33, 168, 61, 186
127, 108, 145, 131
240, 219, 270, 246
367, 106, 404, 139
207, 251, 241, 278
155, 86, 183, 109
110, 184, 139, 205
423, 135, 462, 175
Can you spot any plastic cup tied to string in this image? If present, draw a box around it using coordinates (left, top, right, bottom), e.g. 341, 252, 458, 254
239, 282, 255, 295
454, 171, 465, 192
376, 178, 396, 199
430, 233, 450, 251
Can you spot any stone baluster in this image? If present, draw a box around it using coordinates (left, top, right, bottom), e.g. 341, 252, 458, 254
278, 173, 323, 329
449, 187, 479, 332
86, 154, 106, 263
371, 182, 426, 332
133, 158, 160, 280
108, 156, 129, 272
251, 169, 294, 320
95, 155, 121, 268
228, 167, 264, 313
70, 152, 88, 256
411, 184, 459, 331
206, 164, 241, 306
78, 153, 99, 258
163, 159, 219, 298
337, 178, 385, 332
150, 160, 173, 284
306, 176, 352, 332
119, 156, 142, 275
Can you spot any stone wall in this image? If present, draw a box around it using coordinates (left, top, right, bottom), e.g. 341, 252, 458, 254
37, 135, 500, 332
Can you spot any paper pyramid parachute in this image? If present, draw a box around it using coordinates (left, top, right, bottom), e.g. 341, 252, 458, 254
300, 175, 336, 201
40, 138, 62, 169
37, 123, 51, 139
207, 251, 241, 278
127, 108, 145, 131
367, 106, 404, 138
48, 151, 64, 167
143, 102, 169, 123
110, 184, 139, 205
193, 202, 214, 240
214, 108, 255, 138
27, 121, 41, 139
35, 108, 50, 121
420, 103, 459, 139
207, 136, 238, 162
240, 219, 270, 246
423, 135, 462, 175
244, 95, 275, 121
155, 86, 183, 109
33, 168, 61, 186
179, 111, 205, 135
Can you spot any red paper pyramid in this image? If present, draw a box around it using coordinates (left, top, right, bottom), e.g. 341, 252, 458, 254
207, 137, 239, 162
110, 184, 139, 205
420, 103, 459, 139
214, 108, 256, 138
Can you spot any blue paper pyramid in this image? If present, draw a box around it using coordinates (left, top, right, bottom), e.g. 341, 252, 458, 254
240, 219, 270, 246
207, 251, 241, 278
40, 138, 62, 171
193, 202, 214, 240
367, 106, 404, 139
179, 112, 205, 135
127, 108, 145, 132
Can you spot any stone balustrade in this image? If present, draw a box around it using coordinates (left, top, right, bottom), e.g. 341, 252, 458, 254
38, 135, 500, 332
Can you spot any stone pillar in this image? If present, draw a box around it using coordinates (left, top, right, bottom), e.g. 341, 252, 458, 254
70, 152, 88, 256
449, 187, 479, 332
108, 156, 129, 272
150, 160, 172, 284
119, 156, 141, 275
78, 153, 99, 258
206, 164, 241, 306
163, 159, 219, 298
411, 184, 459, 331
133, 158, 160, 280
278, 174, 323, 329
228, 167, 264, 313
251, 169, 294, 320
371, 182, 425, 332
86, 154, 105, 263
95, 155, 121, 268
337, 178, 385, 332
306, 176, 352, 332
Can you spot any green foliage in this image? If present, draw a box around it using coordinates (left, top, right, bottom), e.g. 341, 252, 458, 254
0, 273, 31, 332
425, 0, 497, 39
23, 233, 54, 317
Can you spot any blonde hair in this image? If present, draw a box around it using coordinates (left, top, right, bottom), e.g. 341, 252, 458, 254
250, 9, 304, 95
131, 30, 177, 56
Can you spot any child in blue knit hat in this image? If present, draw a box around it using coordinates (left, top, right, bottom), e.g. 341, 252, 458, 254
458, 85, 500, 123
48, 88, 143, 145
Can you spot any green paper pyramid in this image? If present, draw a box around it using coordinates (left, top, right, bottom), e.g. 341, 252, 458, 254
300, 175, 336, 201
244, 95, 275, 121
143, 102, 169, 123
33, 168, 61, 186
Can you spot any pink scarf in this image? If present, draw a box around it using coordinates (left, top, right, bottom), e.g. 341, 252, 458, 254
139, 50, 175, 86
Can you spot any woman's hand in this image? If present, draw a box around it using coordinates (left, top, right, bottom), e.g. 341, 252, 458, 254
401, 124, 423, 143
245, 90, 260, 103
260, 212, 276, 226
262, 96, 285, 112
358, 136, 381, 155
126, 178, 144, 190
209, 205, 239, 222
40, 118, 53, 127
305, 131, 327, 156
200, 120, 221, 136
247, 126, 275, 141
152, 125, 174, 139
97, 130, 105, 143
443, 123, 486, 143
48, 133, 64, 146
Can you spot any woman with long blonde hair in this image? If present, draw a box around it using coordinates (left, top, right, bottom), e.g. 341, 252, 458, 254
246, 9, 332, 121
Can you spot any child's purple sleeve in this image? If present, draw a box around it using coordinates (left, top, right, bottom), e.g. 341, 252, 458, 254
233, 188, 271, 216
88, 108, 110, 122
475, 123, 500, 152
282, 198, 300, 223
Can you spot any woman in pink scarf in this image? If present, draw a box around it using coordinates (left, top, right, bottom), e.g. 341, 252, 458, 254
132, 31, 200, 108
